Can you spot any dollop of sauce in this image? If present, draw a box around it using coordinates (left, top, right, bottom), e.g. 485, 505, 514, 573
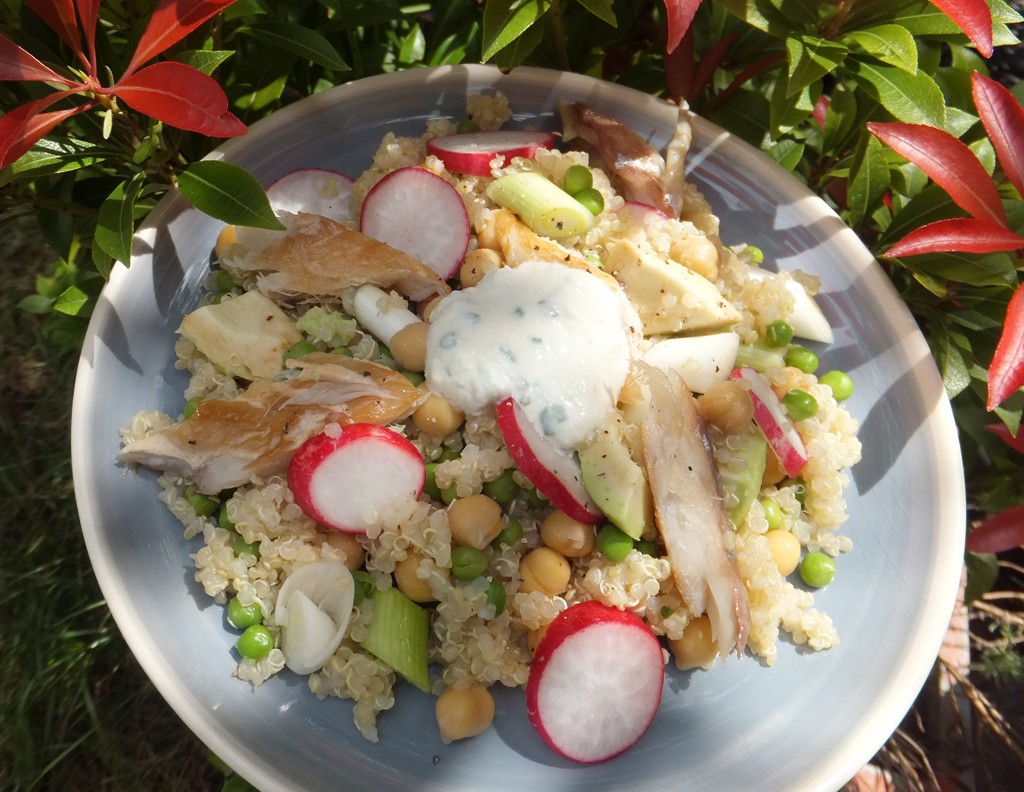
425, 260, 633, 449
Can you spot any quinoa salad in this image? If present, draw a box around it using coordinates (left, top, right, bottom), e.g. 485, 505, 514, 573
118, 92, 862, 757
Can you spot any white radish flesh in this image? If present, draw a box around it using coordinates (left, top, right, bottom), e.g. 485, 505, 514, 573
273, 561, 355, 674
359, 167, 470, 280
745, 267, 834, 343
267, 168, 355, 224
643, 332, 740, 393
352, 284, 421, 346
731, 366, 808, 477
426, 130, 555, 177
494, 396, 603, 525
526, 600, 664, 763
287, 423, 426, 533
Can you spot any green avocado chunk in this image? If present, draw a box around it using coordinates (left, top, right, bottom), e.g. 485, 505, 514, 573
579, 415, 648, 541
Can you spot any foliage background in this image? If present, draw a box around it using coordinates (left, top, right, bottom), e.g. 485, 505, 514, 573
2, 0, 1024, 789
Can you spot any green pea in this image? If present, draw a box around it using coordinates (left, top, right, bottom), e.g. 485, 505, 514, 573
456, 119, 479, 134
214, 269, 235, 293
183, 395, 203, 420
451, 545, 488, 581
423, 462, 442, 501
785, 345, 819, 374
764, 319, 794, 347
401, 370, 425, 386
660, 605, 674, 618
744, 245, 764, 264
352, 570, 375, 604
491, 516, 523, 549
819, 370, 854, 402
563, 164, 594, 195
227, 596, 263, 629
596, 524, 633, 562
186, 486, 219, 517
573, 187, 605, 217
635, 539, 661, 557
527, 487, 549, 509
235, 624, 274, 659
760, 497, 783, 530
783, 389, 818, 421
234, 536, 260, 559
486, 578, 507, 616
782, 478, 807, 506
284, 340, 318, 361
218, 505, 235, 532
330, 345, 354, 357
799, 551, 835, 588
482, 469, 520, 505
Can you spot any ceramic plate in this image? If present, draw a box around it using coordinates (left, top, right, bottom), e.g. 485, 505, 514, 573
72, 65, 965, 792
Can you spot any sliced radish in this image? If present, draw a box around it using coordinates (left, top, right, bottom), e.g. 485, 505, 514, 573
745, 267, 834, 344
526, 600, 664, 763
494, 397, 602, 525
621, 200, 670, 226
731, 366, 808, 477
642, 332, 741, 393
273, 561, 355, 674
288, 423, 426, 533
267, 168, 355, 224
359, 167, 470, 280
426, 130, 555, 177
351, 284, 421, 345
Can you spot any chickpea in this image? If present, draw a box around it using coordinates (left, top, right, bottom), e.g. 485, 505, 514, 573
669, 235, 720, 281
540, 510, 595, 558
765, 529, 801, 576
418, 294, 444, 322
412, 393, 465, 440
459, 248, 503, 289
698, 380, 754, 434
214, 224, 237, 259
323, 530, 366, 571
447, 494, 504, 549
667, 615, 719, 671
518, 547, 571, 596
390, 321, 429, 372
394, 551, 436, 603
435, 685, 495, 743
762, 449, 787, 487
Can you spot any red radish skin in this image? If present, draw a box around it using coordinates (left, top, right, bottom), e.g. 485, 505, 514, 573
426, 130, 556, 177
494, 397, 603, 524
266, 168, 355, 224
526, 600, 664, 763
288, 423, 425, 534
731, 366, 809, 477
359, 166, 470, 280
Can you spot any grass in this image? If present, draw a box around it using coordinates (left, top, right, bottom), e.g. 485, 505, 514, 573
0, 218, 219, 791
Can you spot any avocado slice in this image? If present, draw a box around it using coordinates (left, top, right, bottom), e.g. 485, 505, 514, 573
718, 429, 768, 527
579, 415, 649, 541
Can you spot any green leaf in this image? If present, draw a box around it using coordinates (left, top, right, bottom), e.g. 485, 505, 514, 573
769, 74, 818, 137
844, 24, 918, 72
94, 173, 145, 265
912, 252, 1018, 289
399, 23, 427, 65
1, 137, 104, 187
171, 50, 235, 75
17, 294, 55, 314
715, 0, 793, 37
847, 59, 946, 127
177, 161, 284, 230
238, 21, 349, 71
821, 88, 860, 154
965, 552, 999, 604
576, 0, 616, 26
786, 35, 847, 96
880, 185, 960, 246
769, 0, 819, 26
903, 0, 1022, 47
765, 138, 804, 171
494, 13, 545, 70
52, 285, 90, 317
482, 0, 552, 62
848, 134, 890, 227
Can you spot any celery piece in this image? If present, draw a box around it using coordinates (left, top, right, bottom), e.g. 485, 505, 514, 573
735, 343, 786, 372
718, 430, 768, 527
486, 171, 594, 238
357, 587, 430, 691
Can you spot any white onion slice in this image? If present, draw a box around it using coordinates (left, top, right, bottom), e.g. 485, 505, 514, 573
274, 561, 355, 674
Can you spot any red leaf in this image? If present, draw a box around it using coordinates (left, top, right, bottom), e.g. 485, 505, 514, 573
867, 121, 1007, 227
929, 0, 993, 58
663, 0, 704, 54
75, 0, 101, 67
972, 71, 1024, 200
114, 62, 247, 137
26, 0, 87, 66
811, 94, 830, 131
985, 422, 1024, 454
124, 0, 240, 76
966, 505, 1024, 553
988, 285, 1024, 411
0, 92, 90, 168
0, 33, 71, 83
885, 217, 1024, 257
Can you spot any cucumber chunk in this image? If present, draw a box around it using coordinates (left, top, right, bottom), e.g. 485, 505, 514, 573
719, 430, 768, 527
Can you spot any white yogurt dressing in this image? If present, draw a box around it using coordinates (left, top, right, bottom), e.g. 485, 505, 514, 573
425, 260, 634, 449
